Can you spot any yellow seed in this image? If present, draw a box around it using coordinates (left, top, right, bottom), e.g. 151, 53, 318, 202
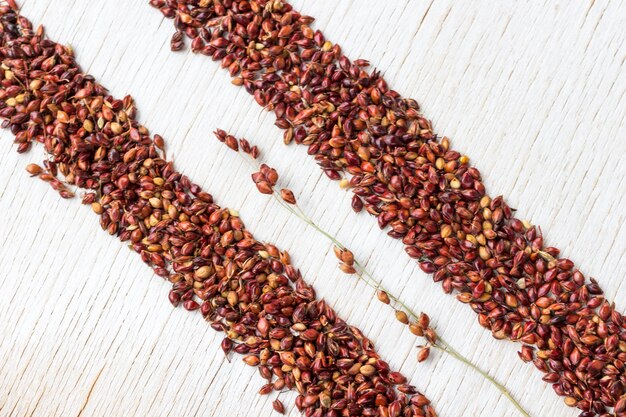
479, 195, 491, 208
29, 79, 43, 90
449, 178, 461, 189
227, 291, 238, 306
322, 41, 332, 51
147, 244, 162, 252
83, 119, 94, 132
195, 266, 212, 279
339, 178, 349, 189
149, 197, 162, 208
459, 155, 469, 165
110, 122, 123, 135
440, 224, 452, 239
505, 294, 518, 308
292, 323, 306, 331
359, 364, 376, 376
441, 136, 450, 150
478, 293, 491, 302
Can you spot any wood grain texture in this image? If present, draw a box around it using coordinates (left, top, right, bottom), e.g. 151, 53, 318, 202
0, 1, 624, 416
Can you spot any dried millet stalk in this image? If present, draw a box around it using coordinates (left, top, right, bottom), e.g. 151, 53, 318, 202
152, 1, 626, 416
0, 7, 435, 417
215, 129, 531, 417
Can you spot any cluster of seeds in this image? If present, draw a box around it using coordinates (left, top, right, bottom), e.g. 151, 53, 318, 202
214, 130, 531, 417
151, 0, 626, 415
0, 7, 436, 417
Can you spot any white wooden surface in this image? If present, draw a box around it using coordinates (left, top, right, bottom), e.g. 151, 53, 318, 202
0, 1, 625, 416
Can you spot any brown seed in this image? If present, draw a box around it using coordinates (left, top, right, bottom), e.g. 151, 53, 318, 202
340, 249, 354, 265
377, 290, 391, 304
418, 313, 430, 329
25, 163, 42, 176
417, 346, 430, 362
395, 311, 409, 325
338, 262, 356, 274
280, 188, 296, 204
272, 399, 285, 414
255, 181, 273, 195
425, 328, 438, 345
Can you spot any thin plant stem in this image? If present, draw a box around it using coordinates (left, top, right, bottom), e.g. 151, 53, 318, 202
234, 150, 531, 417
